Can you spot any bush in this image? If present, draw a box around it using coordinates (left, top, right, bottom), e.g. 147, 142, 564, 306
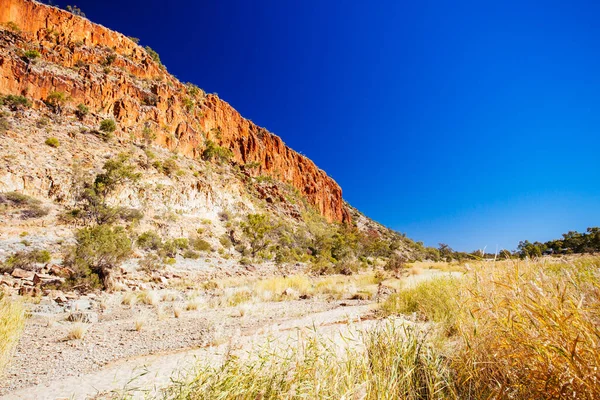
191, 238, 212, 252
66, 225, 132, 290
75, 103, 89, 119
144, 46, 162, 65
183, 250, 200, 259
65, 5, 86, 17
383, 253, 408, 271
99, 119, 116, 134
0, 295, 25, 376
45, 137, 59, 148
4, 21, 20, 33
137, 231, 162, 251
23, 50, 40, 60
2, 95, 31, 110
45, 91, 68, 113
3, 249, 51, 272
0, 115, 10, 133
202, 140, 233, 163
161, 238, 189, 257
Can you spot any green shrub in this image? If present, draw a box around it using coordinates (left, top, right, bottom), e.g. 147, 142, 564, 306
183, 250, 200, 259
45, 137, 59, 148
45, 91, 67, 113
2, 95, 31, 110
66, 225, 132, 290
219, 234, 232, 249
65, 5, 86, 17
99, 119, 116, 134
128, 36, 140, 44
191, 238, 212, 252
102, 54, 117, 66
144, 46, 162, 65
3, 249, 51, 272
384, 253, 408, 271
0, 115, 10, 133
75, 103, 89, 119
137, 231, 162, 251
161, 238, 189, 257
4, 21, 20, 33
202, 140, 233, 163
23, 50, 40, 60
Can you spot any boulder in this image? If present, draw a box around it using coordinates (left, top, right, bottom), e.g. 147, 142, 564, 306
67, 311, 98, 324
11, 268, 34, 280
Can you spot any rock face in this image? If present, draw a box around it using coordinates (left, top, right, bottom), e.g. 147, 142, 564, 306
0, 0, 350, 223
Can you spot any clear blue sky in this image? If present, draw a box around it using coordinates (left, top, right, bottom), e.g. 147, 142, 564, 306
60, 0, 600, 251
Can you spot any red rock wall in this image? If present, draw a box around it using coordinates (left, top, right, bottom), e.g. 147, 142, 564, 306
0, 0, 350, 223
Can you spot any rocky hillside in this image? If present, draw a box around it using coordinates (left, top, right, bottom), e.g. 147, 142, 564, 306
0, 0, 428, 297
0, 0, 348, 223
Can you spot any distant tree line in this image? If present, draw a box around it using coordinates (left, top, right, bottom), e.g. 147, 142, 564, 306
516, 227, 600, 258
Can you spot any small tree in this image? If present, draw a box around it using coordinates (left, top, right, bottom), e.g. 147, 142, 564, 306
67, 225, 132, 289
45, 91, 68, 113
242, 214, 274, 257
76, 103, 89, 120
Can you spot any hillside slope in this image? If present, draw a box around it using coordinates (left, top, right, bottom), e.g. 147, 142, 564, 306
0, 0, 428, 296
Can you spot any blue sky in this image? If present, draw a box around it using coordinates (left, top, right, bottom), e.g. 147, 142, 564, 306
61, 0, 600, 251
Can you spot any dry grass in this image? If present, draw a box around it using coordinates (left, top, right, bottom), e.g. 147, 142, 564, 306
161, 322, 454, 400
134, 318, 145, 331
173, 307, 182, 318
121, 292, 137, 307
0, 295, 25, 376
160, 256, 600, 399
382, 256, 600, 399
138, 290, 159, 306
66, 323, 87, 340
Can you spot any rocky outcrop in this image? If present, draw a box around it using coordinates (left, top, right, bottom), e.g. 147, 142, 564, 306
0, 0, 350, 223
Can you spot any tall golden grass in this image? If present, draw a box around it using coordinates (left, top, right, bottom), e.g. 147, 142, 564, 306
0, 294, 25, 376
160, 256, 600, 399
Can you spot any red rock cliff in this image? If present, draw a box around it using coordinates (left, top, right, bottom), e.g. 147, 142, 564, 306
0, 0, 350, 223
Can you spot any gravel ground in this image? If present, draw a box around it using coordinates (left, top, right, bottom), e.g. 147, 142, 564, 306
0, 293, 352, 395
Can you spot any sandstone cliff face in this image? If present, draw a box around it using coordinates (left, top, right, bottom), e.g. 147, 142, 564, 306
0, 0, 350, 223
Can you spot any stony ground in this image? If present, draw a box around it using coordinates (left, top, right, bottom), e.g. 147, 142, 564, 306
0, 268, 455, 400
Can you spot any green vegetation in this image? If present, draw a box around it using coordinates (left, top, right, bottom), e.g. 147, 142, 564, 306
99, 119, 117, 134
75, 103, 89, 119
144, 46, 162, 66
45, 91, 68, 113
201, 140, 233, 163
69, 153, 142, 225
3, 21, 21, 33
23, 50, 40, 60
1, 249, 51, 273
66, 225, 132, 289
518, 227, 600, 257
0, 192, 48, 220
45, 137, 59, 148
0, 294, 25, 377
137, 231, 162, 251
65, 5, 85, 18
1, 95, 31, 110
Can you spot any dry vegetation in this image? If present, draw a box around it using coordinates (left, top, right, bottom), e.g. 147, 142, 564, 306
159, 256, 600, 399
0, 295, 25, 376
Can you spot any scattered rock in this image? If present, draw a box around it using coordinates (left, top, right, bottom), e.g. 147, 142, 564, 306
12, 268, 35, 280
67, 311, 98, 324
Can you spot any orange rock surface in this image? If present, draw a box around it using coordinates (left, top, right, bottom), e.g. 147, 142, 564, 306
0, 0, 350, 223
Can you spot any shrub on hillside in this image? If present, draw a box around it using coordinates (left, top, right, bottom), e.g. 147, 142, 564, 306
65, 225, 132, 290
136, 231, 162, 251
1, 249, 51, 273
45, 137, 59, 148
99, 119, 116, 133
